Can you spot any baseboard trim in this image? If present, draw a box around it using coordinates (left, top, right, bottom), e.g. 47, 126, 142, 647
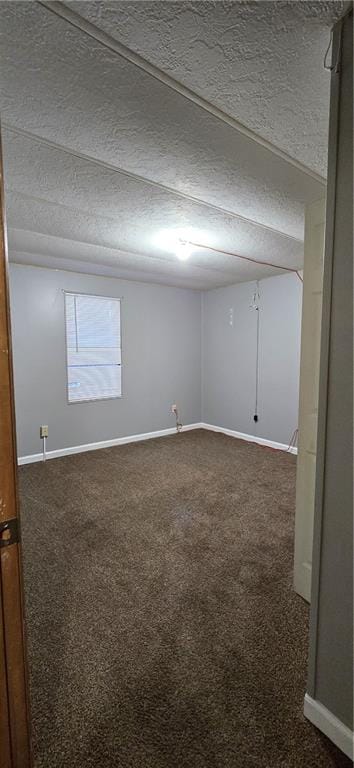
304, 694, 353, 760
293, 561, 312, 603
18, 422, 297, 465
200, 423, 298, 455
17, 423, 204, 465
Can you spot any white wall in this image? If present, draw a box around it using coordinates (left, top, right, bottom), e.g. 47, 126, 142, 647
202, 273, 302, 445
9, 264, 202, 458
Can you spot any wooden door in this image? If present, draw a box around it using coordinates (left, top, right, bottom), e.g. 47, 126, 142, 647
0, 129, 32, 766
293, 198, 326, 602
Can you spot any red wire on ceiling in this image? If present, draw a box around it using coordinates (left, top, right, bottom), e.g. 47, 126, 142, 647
186, 240, 303, 282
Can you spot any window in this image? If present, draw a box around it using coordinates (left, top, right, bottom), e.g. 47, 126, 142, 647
64, 292, 121, 403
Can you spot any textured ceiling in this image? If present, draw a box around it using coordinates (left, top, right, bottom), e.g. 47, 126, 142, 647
0, 0, 341, 289
68, 0, 344, 177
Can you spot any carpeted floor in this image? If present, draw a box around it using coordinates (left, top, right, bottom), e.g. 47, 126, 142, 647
19, 430, 350, 768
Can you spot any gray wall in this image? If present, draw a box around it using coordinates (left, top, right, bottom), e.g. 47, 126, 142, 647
9, 264, 202, 457
10, 265, 302, 458
308, 10, 353, 731
202, 273, 302, 445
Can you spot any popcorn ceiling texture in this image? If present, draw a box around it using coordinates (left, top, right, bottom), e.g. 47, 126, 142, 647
69, 0, 345, 177
0, 1, 340, 287
4, 130, 303, 290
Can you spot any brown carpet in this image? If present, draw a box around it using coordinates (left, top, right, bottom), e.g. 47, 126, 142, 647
19, 430, 350, 768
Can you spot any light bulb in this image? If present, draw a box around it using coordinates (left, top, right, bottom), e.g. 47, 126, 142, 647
175, 239, 192, 261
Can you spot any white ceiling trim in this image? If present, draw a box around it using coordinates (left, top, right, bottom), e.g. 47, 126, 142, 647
4, 124, 302, 244
39, 0, 326, 186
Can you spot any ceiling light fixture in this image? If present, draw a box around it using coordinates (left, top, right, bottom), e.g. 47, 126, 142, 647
153, 228, 205, 262
153, 230, 302, 280
175, 239, 192, 261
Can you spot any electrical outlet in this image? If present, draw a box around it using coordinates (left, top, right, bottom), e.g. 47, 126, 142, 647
40, 425, 48, 439
171, 404, 177, 414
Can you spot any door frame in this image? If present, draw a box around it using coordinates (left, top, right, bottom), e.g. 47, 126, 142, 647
293, 197, 326, 602
0, 126, 32, 768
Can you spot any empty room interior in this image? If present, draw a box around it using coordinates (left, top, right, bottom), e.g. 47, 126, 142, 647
0, 2, 352, 768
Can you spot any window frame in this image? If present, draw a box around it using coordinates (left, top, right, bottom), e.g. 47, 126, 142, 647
63, 290, 123, 405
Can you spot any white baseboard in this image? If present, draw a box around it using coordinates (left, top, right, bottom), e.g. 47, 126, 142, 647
18, 421, 297, 465
293, 561, 312, 603
304, 693, 353, 760
17, 423, 204, 465
200, 423, 298, 455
